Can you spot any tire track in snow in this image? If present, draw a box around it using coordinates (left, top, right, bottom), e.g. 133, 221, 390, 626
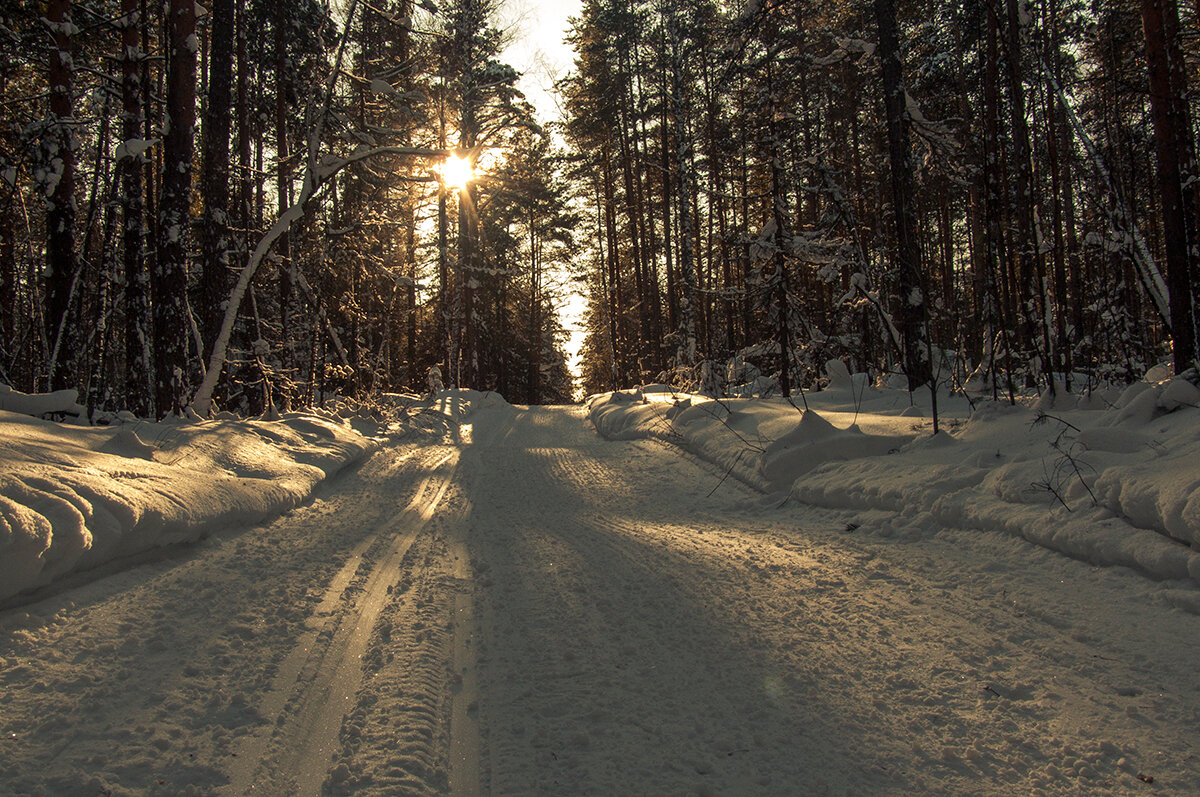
447, 495, 482, 796
461, 406, 1200, 794
223, 447, 458, 796
464, 413, 846, 794
317, 478, 476, 796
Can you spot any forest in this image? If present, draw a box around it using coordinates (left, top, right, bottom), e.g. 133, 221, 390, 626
2, 0, 1199, 419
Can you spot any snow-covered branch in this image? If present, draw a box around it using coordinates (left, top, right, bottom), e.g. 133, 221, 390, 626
1042, 59, 1171, 332
188, 0, 446, 416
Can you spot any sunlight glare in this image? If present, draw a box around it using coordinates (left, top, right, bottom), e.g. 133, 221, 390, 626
440, 155, 475, 191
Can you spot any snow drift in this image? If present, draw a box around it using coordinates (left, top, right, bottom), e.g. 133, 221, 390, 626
589, 365, 1200, 590
0, 388, 509, 604
0, 406, 372, 604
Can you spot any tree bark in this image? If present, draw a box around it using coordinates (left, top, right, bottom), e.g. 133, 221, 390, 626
275, 1, 293, 406
44, 0, 77, 391
875, 0, 933, 397
200, 0, 234, 368
154, 0, 197, 417
667, 3, 697, 370
118, 0, 152, 415
1142, 0, 1200, 370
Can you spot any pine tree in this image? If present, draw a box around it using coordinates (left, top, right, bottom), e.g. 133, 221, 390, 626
199, 0, 235, 386
1141, 0, 1200, 371
43, 0, 77, 391
118, 0, 152, 416
154, 0, 198, 417
875, 0, 933, 397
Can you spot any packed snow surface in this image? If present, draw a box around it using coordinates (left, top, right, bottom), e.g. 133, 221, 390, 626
2, 381, 1199, 795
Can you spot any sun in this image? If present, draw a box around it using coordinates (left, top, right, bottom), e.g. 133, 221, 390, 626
440, 154, 475, 191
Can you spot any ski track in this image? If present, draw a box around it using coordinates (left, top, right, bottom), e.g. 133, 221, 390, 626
224, 449, 459, 795
2, 405, 1200, 795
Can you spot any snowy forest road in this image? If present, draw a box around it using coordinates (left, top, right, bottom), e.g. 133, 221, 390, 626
3, 404, 1200, 795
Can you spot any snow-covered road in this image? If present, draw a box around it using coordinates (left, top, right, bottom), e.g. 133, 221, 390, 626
3, 404, 1200, 795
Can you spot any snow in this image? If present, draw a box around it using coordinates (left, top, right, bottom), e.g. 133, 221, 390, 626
0, 407, 375, 604
113, 137, 158, 162
0, 384, 85, 419
589, 366, 1200, 591
369, 78, 398, 96
3, 383, 1200, 795
0, 390, 513, 606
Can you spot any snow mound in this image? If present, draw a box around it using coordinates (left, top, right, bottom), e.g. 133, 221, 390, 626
0, 384, 85, 420
823, 358, 870, 395
0, 409, 377, 604
759, 410, 907, 489
434, 388, 508, 420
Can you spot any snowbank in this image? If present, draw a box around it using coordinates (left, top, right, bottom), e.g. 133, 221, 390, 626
589, 367, 1200, 588
0, 388, 512, 604
312, 388, 510, 441
0, 408, 376, 604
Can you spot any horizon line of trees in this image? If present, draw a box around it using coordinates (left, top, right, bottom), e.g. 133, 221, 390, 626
563, 0, 1200, 406
1, 0, 576, 421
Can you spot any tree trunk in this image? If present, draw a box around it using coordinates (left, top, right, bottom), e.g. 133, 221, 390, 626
200, 0, 234, 385
1142, 0, 1200, 370
528, 204, 542, 401
763, 53, 793, 399
601, 142, 625, 385
44, 0, 77, 391
617, 67, 647, 377
667, 5, 697, 369
1004, 0, 1049, 388
0, 191, 13, 366
117, 0, 152, 415
154, 0, 197, 417
406, 200, 418, 387
981, 0, 1006, 397
275, 1, 293, 407
1044, 1, 1073, 389
875, 0, 933, 399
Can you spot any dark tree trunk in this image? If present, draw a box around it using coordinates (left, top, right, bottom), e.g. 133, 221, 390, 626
601, 142, 625, 386
200, 0, 234, 372
45, 0, 77, 391
1142, 0, 1200, 370
668, 7, 698, 370
875, 0, 933, 399
406, 200, 418, 386
617, 77, 647, 376
154, 0, 197, 417
982, 0, 1006, 397
120, 0, 152, 416
0, 193, 13, 362
764, 56, 793, 399
275, 1, 293, 407
528, 205, 542, 401
1004, 0, 1050, 388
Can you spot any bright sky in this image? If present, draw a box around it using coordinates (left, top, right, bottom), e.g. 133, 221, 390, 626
498, 0, 589, 391
498, 0, 581, 122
